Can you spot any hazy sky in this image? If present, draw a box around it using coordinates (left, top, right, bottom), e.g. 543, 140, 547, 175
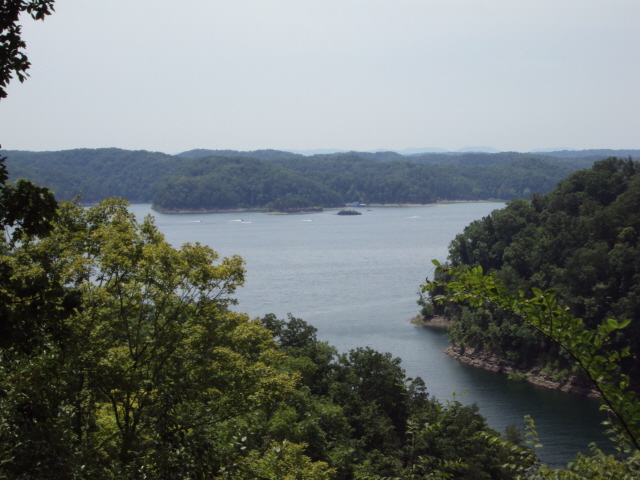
1, 0, 639, 153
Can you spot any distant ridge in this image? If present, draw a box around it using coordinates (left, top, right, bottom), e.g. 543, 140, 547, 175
455, 146, 502, 153
176, 149, 302, 160
395, 147, 449, 155
285, 149, 348, 156
177, 147, 640, 158
285, 148, 450, 156
4, 147, 638, 208
530, 148, 574, 153
534, 149, 640, 159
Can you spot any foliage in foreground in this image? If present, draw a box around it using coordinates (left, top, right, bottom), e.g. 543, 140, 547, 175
0, 187, 518, 479
0, 0, 56, 100
2, 155, 639, 478
423, 261, 640, 478
261, 314, 515, 480
0, 198, 303, 478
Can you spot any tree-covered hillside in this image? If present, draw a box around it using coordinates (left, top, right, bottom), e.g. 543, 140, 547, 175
535, 149, 640, 159
269, 153, 584, 205
409, 151, 594, 168
153, 156, 344, 212
431, 157, 640, 384
176, 148, 303, 160
4, 148, 625, 210
5, 148, 185, 203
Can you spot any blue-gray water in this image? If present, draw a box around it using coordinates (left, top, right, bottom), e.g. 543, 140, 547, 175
129, 202, 609, 468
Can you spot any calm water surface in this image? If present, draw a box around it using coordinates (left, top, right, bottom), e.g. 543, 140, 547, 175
129, 202, 609, 468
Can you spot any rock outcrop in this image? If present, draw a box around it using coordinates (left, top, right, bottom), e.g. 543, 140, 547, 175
445, 345, 600, 398
410, 315, 453, 328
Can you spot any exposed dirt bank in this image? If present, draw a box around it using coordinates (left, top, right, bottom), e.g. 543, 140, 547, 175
445, 345, 600, 398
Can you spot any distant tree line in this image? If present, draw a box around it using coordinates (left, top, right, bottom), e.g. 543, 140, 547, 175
152, 156, 343, 211
5, 148, 186, 202
5, 148, 630, 211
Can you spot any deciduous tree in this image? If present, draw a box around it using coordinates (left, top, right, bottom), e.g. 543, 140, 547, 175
0, 198, 300, 479
1, 0, 56, 99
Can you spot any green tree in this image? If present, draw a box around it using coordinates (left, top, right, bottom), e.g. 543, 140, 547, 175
0, 149, 68, 352
423, 261, 640, 453
1, 0, 56, 99
261, 314, 520, 480
439, 158, 640, 383
232, 440, 335, 480
0, 198, 302, 479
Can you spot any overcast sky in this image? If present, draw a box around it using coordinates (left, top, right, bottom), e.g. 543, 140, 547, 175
1, 0, 638, 153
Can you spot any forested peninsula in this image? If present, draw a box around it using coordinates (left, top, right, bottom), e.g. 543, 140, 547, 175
5, 148, 638, 212
425, 157, 640, 395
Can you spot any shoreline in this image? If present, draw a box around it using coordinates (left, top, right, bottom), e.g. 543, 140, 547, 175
152, 200, 503, 215
445, 345, 600, 398
152, 207, 268, 214
409, 314, 453, 329
409, 315, 599, 398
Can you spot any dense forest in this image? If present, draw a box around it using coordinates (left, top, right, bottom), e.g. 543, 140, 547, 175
5, 147, 637, 211
265, 153, 586, 206
152, 156, 344, 212
5, 148, 186, 202
0, 171, 527, 479
427, 157, 640, 387
4, 152, 640, 478
6, 159, 640, 478
4, 3, 640, 476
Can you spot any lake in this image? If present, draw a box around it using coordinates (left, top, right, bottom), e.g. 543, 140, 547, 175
128, 202, 609, 468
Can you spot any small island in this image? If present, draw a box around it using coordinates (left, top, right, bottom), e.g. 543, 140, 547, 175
337, 209, 362, 216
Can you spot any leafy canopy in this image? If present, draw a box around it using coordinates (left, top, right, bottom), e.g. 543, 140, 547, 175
424, 260, 640, 453
0, 198, 302, 479
0, 0, 55, 99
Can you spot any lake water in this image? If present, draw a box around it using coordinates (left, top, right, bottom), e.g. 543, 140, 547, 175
128, 202, 610, 468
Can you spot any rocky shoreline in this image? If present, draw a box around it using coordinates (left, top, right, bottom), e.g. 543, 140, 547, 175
410, 315, 600, 398
410, 315, 453, 329
445, 345, 600, 398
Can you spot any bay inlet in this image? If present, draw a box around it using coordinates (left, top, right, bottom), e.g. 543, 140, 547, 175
129, 202, 609, 468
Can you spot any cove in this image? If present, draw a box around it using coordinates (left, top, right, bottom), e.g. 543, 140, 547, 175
129, 202, 610, 468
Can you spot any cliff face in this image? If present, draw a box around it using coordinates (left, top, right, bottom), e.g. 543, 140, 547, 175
445, 345, 600, 398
